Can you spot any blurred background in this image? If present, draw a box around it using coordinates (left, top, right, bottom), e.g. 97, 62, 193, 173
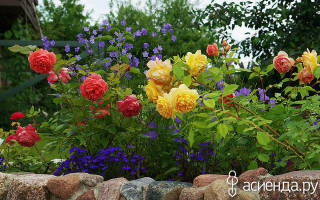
0, 0, 319, 129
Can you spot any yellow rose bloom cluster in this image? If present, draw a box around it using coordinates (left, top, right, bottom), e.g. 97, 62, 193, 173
146, 58, 172, 85
185, 50, 208, 76
302, 49, 318, 73
145, 58, 172, 104
156, 84, 199, 119
145, 57, 200, 119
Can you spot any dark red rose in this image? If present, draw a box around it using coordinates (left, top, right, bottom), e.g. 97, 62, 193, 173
116, 95, 142, 117
10, 112, 25, 120
5, 135, 17, 146
16, 124, 41, 147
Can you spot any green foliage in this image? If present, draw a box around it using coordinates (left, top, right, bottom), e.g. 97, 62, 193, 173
38, 0, 91, 40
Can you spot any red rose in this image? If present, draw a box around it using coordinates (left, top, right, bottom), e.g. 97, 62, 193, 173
80, 74, 108, 101
298, 68, 314, 84
219, 94, 235, 106
116, 95, 142, 117
90, 101, 111, 118
5, 135, 17, 146
93, 104, 111, 118
206, 43, 219, 56
28, 49, 56, 74
47, 71, 58, 84
16, 124, 41, 147
10, 112, 25, 120
273, 51, 294, 73
59, 68, 71, 83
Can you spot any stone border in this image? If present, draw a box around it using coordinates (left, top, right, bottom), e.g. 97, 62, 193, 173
0, 169, 319, 200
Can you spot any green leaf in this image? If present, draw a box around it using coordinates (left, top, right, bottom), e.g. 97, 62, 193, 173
248, 160, 258, 169
188, 129, 195, 148
95, 70, 108, 76
258, 154, 269, 162
107, 45, 118, 51
314, 67, 320, 79
129, 67, 140, 74
249, 72, 258, 79
223, 84, 238, 96
8, 44, 23, 53
217, 123, 228, 138
183, 75, 192, 86
172, 62, 185, 80
95, 35, 113, 40
266, 64, 274, 72
203, 98, 215, 108
256, 132, 271, 145
208, 67, 223, 82
192, 121, 209, 129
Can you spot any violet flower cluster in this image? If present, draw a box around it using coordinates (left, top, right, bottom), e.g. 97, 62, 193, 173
54, 146, 146, 178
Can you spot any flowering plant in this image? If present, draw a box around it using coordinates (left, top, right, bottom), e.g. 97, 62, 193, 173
143, 40, 320, 177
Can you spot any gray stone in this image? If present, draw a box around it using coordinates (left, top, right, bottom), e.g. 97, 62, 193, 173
0, 173, 15, 199
120, 177, 155, 200
72, 173, 104, 187
145, 181, 192, 200
6, 173, 54, 200
95, 177, 128, 200
259, 170, 320, 200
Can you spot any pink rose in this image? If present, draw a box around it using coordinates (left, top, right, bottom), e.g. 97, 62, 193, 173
206, 43, 219, 56
116, 95, 142, 117
47, 71, 58, 84
59, 68, 71, 83
273, 51, 294, 73
298, 68, 314, 84
28, 49, 56, 74
80, 74, 108, 101
16, 124, 41, 147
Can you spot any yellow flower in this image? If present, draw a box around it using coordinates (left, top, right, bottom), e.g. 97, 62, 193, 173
146, 80, 163, 104
169, 84, 199, 113
156, 94, 174, 119
185, 50, 208, 76
302, 49, 318, 73
146, 58, 172, 85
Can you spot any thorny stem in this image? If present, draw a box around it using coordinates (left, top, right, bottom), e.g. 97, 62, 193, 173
192, 77, 215, 91
206, 107, 308, 166
234, 102, 305, 157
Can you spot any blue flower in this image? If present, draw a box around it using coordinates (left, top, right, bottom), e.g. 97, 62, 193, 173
142, 51, 149, 58
75, 47, 80, 53
217, 80, 225, 91
141, 27, 147, 35
148, 121, 157, 129
239, 88, 251, 96
92, 29, 97, 35
75, 55, 81, 60
143, 43, 149, 49
64, 45, 70, 53
171, 35, 177, 42
126, 27, 132, 33
152, 32, 157, 37
121, 19, 126, 26
83, 27, 89, 32
98, 41, 105, 48
102, 20, 108, 25
145, 130, 158, 140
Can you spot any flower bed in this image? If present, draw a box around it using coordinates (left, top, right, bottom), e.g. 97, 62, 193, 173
0, 19, 319, 185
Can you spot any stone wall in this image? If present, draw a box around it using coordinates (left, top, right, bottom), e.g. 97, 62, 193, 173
0, 169, 319, 200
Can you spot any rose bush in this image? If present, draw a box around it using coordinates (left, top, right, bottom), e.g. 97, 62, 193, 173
1, 19, 320, 181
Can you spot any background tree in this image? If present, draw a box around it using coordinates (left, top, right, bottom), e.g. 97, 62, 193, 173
38, 0, 91, 40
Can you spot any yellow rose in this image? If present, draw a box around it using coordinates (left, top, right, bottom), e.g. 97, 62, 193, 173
146, 80, 163, 104
156, 94, 174, 119
146, 58, 172, 85
185, 50, 208, 76
302, 49, 318, 73
169, 84, 199, 113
